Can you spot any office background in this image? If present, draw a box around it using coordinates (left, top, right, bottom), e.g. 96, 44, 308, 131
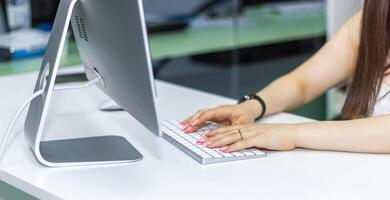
0, 0, 361, 199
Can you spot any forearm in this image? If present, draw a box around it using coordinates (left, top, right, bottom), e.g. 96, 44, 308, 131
257, 74, 305, 115
240, 73, 311, 120
295, 115, 390, 153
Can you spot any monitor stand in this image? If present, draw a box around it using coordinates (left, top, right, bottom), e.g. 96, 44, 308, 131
99, 100, 124, 112
23, 0, 142, 167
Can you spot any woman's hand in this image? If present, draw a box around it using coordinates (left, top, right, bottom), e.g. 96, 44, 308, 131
181, 100, 262, 133
198, 123, 298, 153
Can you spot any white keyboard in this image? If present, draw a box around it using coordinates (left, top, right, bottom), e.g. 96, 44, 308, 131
161, 120, 266, 164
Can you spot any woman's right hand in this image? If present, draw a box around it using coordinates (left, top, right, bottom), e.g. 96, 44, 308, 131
181, 100, 262, 133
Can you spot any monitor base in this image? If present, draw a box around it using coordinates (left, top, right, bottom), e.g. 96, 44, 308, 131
99, 100, 124, 112
38, 135, 142, 167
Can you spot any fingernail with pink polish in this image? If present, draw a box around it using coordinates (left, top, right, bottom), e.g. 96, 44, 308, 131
183, 124, 191, 130
184, 127, 192, 133
203, 141, 213, 147
219, 146, 229, 152
203, 130, 212, 136
196, 139, 205, 145
192, 119, 199, 126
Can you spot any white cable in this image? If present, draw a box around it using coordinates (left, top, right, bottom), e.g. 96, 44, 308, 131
54, 77, 100, 91
0, 90, 44, 165
0, 77, 100, 166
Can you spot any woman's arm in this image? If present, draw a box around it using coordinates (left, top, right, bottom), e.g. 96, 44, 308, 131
296, 115, 390, 153
184, 11, 362, 132
203, 115, 390, 154
244, 11, 362, 118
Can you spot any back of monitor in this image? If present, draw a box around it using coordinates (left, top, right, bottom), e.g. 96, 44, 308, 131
70, 0, 161, 136
23, 0, 159, 167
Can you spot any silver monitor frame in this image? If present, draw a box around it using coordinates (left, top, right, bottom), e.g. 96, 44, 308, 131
24, 0, 161, 167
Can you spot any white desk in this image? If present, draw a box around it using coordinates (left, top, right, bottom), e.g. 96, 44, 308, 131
1, 69, 390, 200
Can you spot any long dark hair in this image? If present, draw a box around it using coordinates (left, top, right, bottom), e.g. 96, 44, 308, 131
342, 0, 390, 119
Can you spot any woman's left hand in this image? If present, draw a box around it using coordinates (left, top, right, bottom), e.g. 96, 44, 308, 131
199, 123, 299, 153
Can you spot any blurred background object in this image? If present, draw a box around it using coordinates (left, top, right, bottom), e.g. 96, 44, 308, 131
0, 2, 7, 33
0, 0, 55, 61
5, 0, 31, 30
0, 0, 328, 119
30, 0, 59, 27
0, 29, 49, 60
326, 0, 363, 119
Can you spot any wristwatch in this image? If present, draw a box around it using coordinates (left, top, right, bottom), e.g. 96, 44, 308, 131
238, 94, 267, 121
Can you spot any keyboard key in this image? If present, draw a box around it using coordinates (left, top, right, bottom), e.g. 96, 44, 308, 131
171, 120, 181, 126
231, 152, 245, 157
220, 152, 234, 157
208, 150, 223, 158
240, 149, 255, 156
197, 151, 212, 159
183, 135, 197, 143
191, 134, 204, 140
248, 148, 265, 155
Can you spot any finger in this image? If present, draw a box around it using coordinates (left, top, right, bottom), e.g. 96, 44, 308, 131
192, 107, 233, 127
219, 121, 231, 126
183, 125, 201, 134
205, 125, 245, 137
196, 126, 236, 144
182, 109, 208, 124
186, 109, 229, 133
224, 138, 257, 153
207, 129, 237, 142
199, 126, 241, 146
188, 109, 210, 126
207, 131, 242, 148
181, 109, 209, 131
181, 115, 192, 125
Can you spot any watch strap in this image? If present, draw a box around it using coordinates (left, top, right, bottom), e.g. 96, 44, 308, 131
238, 94, 266, 121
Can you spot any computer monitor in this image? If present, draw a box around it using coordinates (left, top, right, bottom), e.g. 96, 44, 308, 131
24, 0, 161, 167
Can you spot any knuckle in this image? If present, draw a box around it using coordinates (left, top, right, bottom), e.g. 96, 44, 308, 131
230, 143, 240, 150
195, 109, 208, 116
219, 136, 230, 143
200, 108, 210, 113
242, 140, 251, 147
219, 138, 231, 145
208, 136, 217, 141
216, 127, 228, 134
210, 129, 221, 135
214, 139, 223, 145
209, 134, 222, 140
194, 111, 203, 117
199, 111, 211, 119
216, 133, 229, 140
